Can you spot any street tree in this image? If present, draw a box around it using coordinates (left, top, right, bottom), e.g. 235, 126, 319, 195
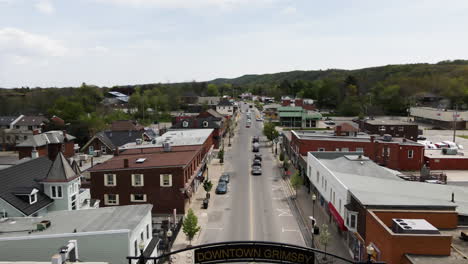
203, 180, 213, 199
218, 148, 224, 164
182, 209, 201, 245
263, 122, 279, 144
319, 224, 331, 260
290, 171, 303, 198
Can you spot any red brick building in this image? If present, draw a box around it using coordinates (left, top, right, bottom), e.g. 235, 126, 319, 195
290, 127, 424, 171
359, 119, 419, 141
281, 97, 316, 110
89, 129, 214, 215
16, 130, 76, 159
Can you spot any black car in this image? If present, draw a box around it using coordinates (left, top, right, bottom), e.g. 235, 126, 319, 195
252, 159, 261, 166
417, 136, 427, 141
251, 166, 262, 175
220, 173, 230, 183
254, 154, 262, 161
215, 182, 228, 194
252, 136, 259, 143
324, 121, 335, 125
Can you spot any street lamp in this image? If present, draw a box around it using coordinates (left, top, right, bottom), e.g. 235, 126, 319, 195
366, 244, 375, 263
138, 241, 145, 264
312, 193, 317, 217
309, 216, 316, 248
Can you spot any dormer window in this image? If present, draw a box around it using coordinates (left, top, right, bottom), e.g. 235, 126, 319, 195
182, 121, 189, 128
30, 193, 37, 204
203, 121, 209, 128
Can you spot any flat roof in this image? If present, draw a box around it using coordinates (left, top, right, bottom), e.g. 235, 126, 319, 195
311, 152, 468, 214
365, 119, 417, 126
89, 145, 201, 171
120, 129, 213, 150
425, 149, 468, 159
0, 204, 152, 239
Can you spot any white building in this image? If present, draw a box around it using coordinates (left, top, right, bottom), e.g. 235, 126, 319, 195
0, 205, 156, 264
216, 99, 235, 117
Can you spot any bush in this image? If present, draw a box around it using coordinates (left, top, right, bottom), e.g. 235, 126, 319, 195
279, 152, 284, 161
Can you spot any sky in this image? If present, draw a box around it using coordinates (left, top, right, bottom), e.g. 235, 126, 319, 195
1, 0, 468, 88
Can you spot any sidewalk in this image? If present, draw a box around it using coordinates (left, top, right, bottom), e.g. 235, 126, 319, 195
281, 159, 352, 261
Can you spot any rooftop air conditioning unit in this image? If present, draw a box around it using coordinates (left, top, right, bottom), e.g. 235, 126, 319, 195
391, 218, 439, 235
163, 142, 171, 152
136, 138, 143, 145
383, 134, 392, 142
79, 154, 88, 161
442, 148, 458, 155
37, 220, 52, 231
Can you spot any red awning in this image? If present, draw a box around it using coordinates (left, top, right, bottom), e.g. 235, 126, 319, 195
328, 202, 347, 231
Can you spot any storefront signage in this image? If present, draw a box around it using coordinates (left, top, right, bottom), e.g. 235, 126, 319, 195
194, 243, 315, 263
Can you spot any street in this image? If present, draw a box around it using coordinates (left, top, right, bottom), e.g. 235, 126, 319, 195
199, 103, 306, 246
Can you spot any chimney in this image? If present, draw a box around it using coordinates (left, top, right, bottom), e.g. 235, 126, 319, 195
33, 129, 40, 135
114, 147, 119, 156
335, 125, 342, 136
62, 130, 67, 141
451, 192, 455, 203
124, 159, 129, 168
370, 135, 375, 143
47, 143, 61, 161
31, 148, 39, 159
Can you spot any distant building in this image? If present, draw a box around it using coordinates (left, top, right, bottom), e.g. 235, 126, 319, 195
410, 106, 468, 129
307, 151, 468, 263
216, 98, 236, 117
0, 205, 155, 264
278, 106, 322, 128
89, 129, 214, 215
171, 115, 225, 148
197, 96, 221, 106
262, 103, 281, 122
0, 152, 98, 218
359, 119, 419, 141
16, 130, 76, 159
281, 96, 316, 110
0, 115, 48, 149
286, 127, 424, 171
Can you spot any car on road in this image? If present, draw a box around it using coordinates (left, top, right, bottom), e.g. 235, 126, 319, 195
324, 121, 336, 125
215, 182, 228, 194
252, 159, 261, 166
252, 136, 259, 143
220, 173, 230, 183
252, 142, 260, 152
254, 153, 262, 161
256, 117, 263, 121
251, 166, 262, 175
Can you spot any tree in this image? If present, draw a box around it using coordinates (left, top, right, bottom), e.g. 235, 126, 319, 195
182, 209, 201, 245
203, 180, 213, 199
218, 148, 224, 163
283, 155, 290, 172
290, 171, 303, 198
263, 122, 279, 143
319, 224, 331, 260
279, 151, 284, 162
206, 84, 219, 96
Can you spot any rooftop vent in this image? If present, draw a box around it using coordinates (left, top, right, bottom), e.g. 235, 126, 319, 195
37, 220, 51, 231
391, 218, 439, 235
383, 134, 392, 142
163, 142, 171, 152
136, 138, 143, 145
136, 158, 146, 163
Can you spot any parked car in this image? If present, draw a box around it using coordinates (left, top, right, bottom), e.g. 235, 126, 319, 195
252, 142, 260, 152
251, 166, 262, 175
252, 159, 261, 166
254, 154, 262, 161
324, 121, 336, 125
220, 173, 230, 183
417, 136, 427, 140
215, 182, 228, 194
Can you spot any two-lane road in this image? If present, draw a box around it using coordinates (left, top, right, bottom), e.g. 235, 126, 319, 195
200, 102, 305, 247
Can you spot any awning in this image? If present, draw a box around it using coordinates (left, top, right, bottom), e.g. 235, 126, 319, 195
328, 202, 347, 231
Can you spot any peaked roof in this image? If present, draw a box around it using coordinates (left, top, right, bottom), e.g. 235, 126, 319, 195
111, 120, 144, 131
205, 109, 225, 119
16, 131, 76, 148
217, 98, 233, 106
0, 156, 54, 215
172, 116, 222, 129
82, 130, 149, 151
0, 116, 18, 126
43, 153, 79, 182
14, 116, 48, 126
71, 159, 81, 174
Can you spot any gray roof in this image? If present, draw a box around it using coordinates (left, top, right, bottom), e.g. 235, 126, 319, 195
312, 152, 468, 214
172, 116, 222, 129
365, 119, 417, 126
0, 204, 152, 238
14, 116, 48, 126
16, 131, 76, 148
0, 156, 54, 215
0, 116, 18, 126
217, 98, 233, 106
43, 153, 79, 182
206, 109, 225, 119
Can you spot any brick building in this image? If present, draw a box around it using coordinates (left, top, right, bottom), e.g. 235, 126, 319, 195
16, 130, 76, 159
89, 129, 214, 215
290, 126, 424, 171
359, 119, 419, 141
307, 151, 468, 263
171, 116, 224, 148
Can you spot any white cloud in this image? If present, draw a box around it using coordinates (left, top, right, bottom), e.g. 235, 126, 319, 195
281, 6, 296, 15
0, 27, 68, 58
95, 0, 279, 9
35, 0, 55, 14
90, 45, 109, 53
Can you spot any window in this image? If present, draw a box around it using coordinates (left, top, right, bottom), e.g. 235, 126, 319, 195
339, 199, 342, 214
182, 120, 189, 128
146, 224, 150, 239
332, 191, 335, 204
408, 150, 414, 159
29, 193, 37, 204
24, 136, 27, 140
88, 146, 94, 155
308, 166, 311, 177
341, 148, 349, 152
335, 148, 340, 151
132, 174, 144, 187
318, 148, 325, 151
398, 126, 404, 131
104, 194, 119, 205
390, 126, 395, 130
15, 135, 19, 140
382, 147, 390, 157
141, 231, 144, 241
379, 126, 385, 131
324, 179, 327, 192
0, 211, 7, 218
346, 210, 358, 231
15, 125, 20, 129
203, 121, 209, 127
134, 240, 138, 256
131, 194, 147, 202
104, 174, 116, 186
71, 201, 77, 210
51, 186, 63, 198
316, 171, 320, 183
28, 126, 33, 130
101, 145, 106, 154
160, 174, 172, 187
356, 147, 364, 153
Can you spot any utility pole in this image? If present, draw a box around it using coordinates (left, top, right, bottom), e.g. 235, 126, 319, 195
453, 104, 458, 143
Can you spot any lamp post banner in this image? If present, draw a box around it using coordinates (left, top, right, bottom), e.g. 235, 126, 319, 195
194, 244, 315, 264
